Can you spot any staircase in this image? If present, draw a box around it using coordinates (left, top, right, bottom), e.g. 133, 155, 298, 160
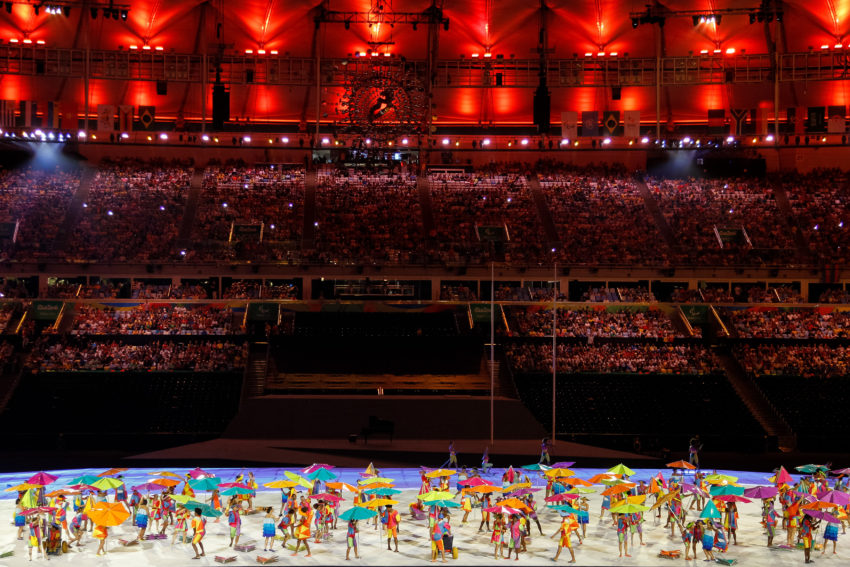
243, 342, 270, 398
488, 353, 519, 399
526, 174, 560, 243
301, 168, 318, 250
635, 177, 679, 253
176, 167, 204, 247
52, 166, 96, 254
715, 348, 797, 451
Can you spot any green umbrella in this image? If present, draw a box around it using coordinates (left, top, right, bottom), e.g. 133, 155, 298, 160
186, 502, 222, 518
796, 464, 829, 474
306, 468, 338, 482
339, 507, 378, 521
699, 500, 721, 520
709, 485, 745, 497
170, 494, 193, 505
418, 490, 456, 501
521, 463, 551, 472
609, 503, 649, 513
69, 475, 100, 486
358, 477, 394, 486
607, 464, 635, 477
189, 477, 221, 492
425, 500, 461, 508
363, 487, 402, 496
220, 486, 253, 496
566, 487, 596, 494
550, 505, 590, 519
92, 477, 124, 490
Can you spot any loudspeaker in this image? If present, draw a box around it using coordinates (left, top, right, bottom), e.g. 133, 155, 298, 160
212, 84, 230, 130
156, 80, 167, 95
533, 86, 550, 133
246, 69, 254, 83
612, 86, 621, 100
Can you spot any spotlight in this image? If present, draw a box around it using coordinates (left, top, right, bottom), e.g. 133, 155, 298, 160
482, 138, 491, 146
120, 9, 128, 21
692, 16, 701, 26
442, 138, 449, 145
726, 136, 734, 143
159, 133, 168, 140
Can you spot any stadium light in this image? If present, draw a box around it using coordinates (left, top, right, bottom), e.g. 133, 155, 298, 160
159, 133, 168, 140
442, 138, 450, 145
202, 135, 210, 142
482, 139, 491, 146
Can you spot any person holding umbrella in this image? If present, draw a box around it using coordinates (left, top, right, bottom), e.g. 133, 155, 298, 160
689, 435, 702, 469
277, 508, 295, 549
763, 499, 778, 547
800, 513, 819, 563
615, 512, 631, 558
385, 504, 400, 552
345, 518, 359, 560
491, 513, 506, 559
550, 512, 578, 563
13, 498, 25, 540
291, 506, 312, 557
190, 507, 206, 559
430, 513, 448, 563
724, 501, 739, 545
700, 520, 716, 562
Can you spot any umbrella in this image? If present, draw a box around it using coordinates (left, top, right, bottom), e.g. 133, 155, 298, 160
713, 494, 752, 504
484, 505, 523, 515
508, 488, 541, 497
464, 485, 502, 494
550, 505, 588, 517
151, 478, 180, 488
170, 495, 194, 504
306, 468, 338, 482
148, 471, 182, 478
611, 495, 647, 508
551, 462, 575, 468
264, 480, 297, 489
709, 485, 745, 497
790, 491, 818, 503
544, 468, 575, 478
326, 482, 359, 493
601, 483, 636, 496
188, 468, 214, 479
220, 486, 254, 496
358, 477, 394, 486
803, 509, 840, 524
218, 482, 252, 489
27, 472, 58, 486
363, 498, 398, 508
132, 483, 167, 492
699, 500, 721, 520
610, 503, 650, 514
666, 460, 697, 470
69, 475, 100, 486
309, 493, 343, 503
424, 469, 456, 479
545, 493, 579, 503
796, 464, 829, 474
774, 467, 793, 485
46, 489, 79, 498
498, 498, 532, 512
425, 500, 461, 508
418, 491, 456, 502
363, 487, 402, 496
458, 477, 492, 487
559, 477, 592, 487
92, 477, 124, 491
607, 464, 635, 477
803, 501, 839, 510
339, 507, 377, 521
21, 489, 37, 509
679, 483, 708, 497
189, 477, 221, 492
705, 474, 739, 485
97, 468, 128, 477
5, 483, 37, 492
504, 482, 532, 493
87, 502, 130, 526
649, 490, 680, 511
185, 502, 222, 517
303, 464, 336, 475
818, 490, 850, 507
744, 486, 778, 500
521, 463, 551, 472
23, 506, 57, 516
565, 487, 596, 494
284, 472, 314, 489
587, 473, 621, 484
830, 468, 850, 476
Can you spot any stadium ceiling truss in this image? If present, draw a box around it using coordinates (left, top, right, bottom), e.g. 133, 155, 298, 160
1, 46, 849, 87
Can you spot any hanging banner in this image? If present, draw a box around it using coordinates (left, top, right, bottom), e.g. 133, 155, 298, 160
729, 108, 748, 135
139, 106, 155, 130
828, 105, 845, 133
0, 100, 15, 128
560, 111, 577, 139
807, 107, 826, 132
602, 111, 621, 136
581, 111, 599, 136
118, 105, 134, 132
624, 110, 640, 138
96, 104, 115, 131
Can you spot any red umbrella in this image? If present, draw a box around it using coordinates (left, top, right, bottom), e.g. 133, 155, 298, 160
484, 505, 522, 516
458, 477, 493, 487
309, 493, 343, 503
774, 466, 793, 485
218, 482, 252, 489
714, 494, 752, 503
188, 468, 215, 479
27, 472, 58, 486
545, 493, 579, 503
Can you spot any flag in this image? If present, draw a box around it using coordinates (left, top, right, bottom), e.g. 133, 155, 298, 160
581, 111, 598, 136
139, 106, 155, 130
624, 110, 640, 138
807, 107, 826, 132
118, 105, 134, 132
828, 105, 845, 134
560, 111, 577, 139
708, 109, 725, 134
729, 108, 748, 136
602, 111, 621, 136
96, 105, 115, 131
19, 101, 36, 127
753, 108, 768, 136
0, 100, 15, 128
45, 101, 60, 129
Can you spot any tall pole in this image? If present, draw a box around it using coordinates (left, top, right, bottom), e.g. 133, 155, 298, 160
655, 28, 661, 140
490, 259, 495, 446
551, 261, 557, 447
314, 22, 322, 146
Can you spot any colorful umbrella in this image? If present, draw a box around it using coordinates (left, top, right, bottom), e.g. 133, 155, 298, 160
790, 491, 818, 503
607, 464, 635, 477
609, 503, 650, 513
170, 495, 193, 505
27, 472, 58, 486
713, 494, 752, 503
309, 493, 343, 503
796, 464, 829, 474
464, 485, 502, 494
363, 498, 398, 508
508, 488, 541, 497
709, 485, 745, 497
148, 471, 182, 478
220, 486, 254, 496
131, 483, 167, 493
87, 502, 130, 526
544, 468, 575, 478
418, 490, 455, 501
458, 477, 492, 487
705, 474, 739, 485
339, 507, 377, 521
679, 483, 708, 497
521, 463, 551, 472
5, 483, 37, 492
69, 475, 100, 486
425, 500, 461, 508
601, 483, 636, 496
666, 460, 697, 470
565, 487, 596, 494
188, 468, 215, 479
218, 482, 252, 489
326, 482, 359, 493
503, 482, 532, 493
284, 472, 314, 488
818, 490, 850, 506
803, 501, 839, 510
97, 468, 128, 477
46, 489, 79, 498
830, 468, 850, 476
185, 502, 222, 517
744, 486, 778, 500
551, 462, 576, 468
357, 477, 394, 485
23, 506, 57, 516
803, 509, 840, 524
92, 477, 124, 490
587, 473, 621, 484
189, 477, 221, 492
551, 505, 589, 519
611, 495, 647, 508
484, 505, 523, 516
424, 469, 456, 479
363, 487, 402, 496
306, 468, 338, 482
303, 463, 336, 475
773, 467, 793, 485
498, 498, 532, 512
699, 500, 721, 520
649, 490, 680, 511
545, 493, 579, 503
151, 478, 180, 488
558, 477, 591, 487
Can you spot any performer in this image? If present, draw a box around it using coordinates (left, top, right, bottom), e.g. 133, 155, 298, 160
550, 513, 578, 563
190, 508, 206, 559
172, 505, 189, 547
800, 514, 819, 564
262, 507, 276, 552
385, 504, 400, 552
27, 515, 44, 560
291, 506, 312, 557
135, 498, 150, 542
688, 435, 702, 469
724, 501, 739, 545
539, 438, 551, 465
492, 513, 505, 559
822, 517, 840, 555
93, 521, 108, 557
763, 499, 778, 547
616, 513, 631, 558
482, 447, 492, 474
277, 509, 295, 548
346, 519, 359, 560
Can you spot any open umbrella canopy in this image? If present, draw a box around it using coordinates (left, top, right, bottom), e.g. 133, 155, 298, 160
458, 477, 492, 487
303, 463, 336, 475
565, 487, 596, 494
306, 468, 338, 482
362, 498, 399, 508
92, 477, 124, 491
68, 475, 100, 486
88, 502, 130, 526
309, 493, 343, 503
426, 500, 461, 508
357, 477, 394, 486
521, 463, 551, 472
363, 487, 402, 496
97, 468, 128, 477
545, 493, 579, 503
803, 501, 839, 510
679, 483, 708, 497
189, 477, 221, 492
818, 490, 850, 506
27, 472, 58, 486
796, 464, 829, 474
610, 502, 650, 514
773, 467, 793, 485
790, 490, 818, 503
709, 485, 745, 497
601, 483, 636, 496
498, 498, 532, 512
326, 482, 359, 493
170, 494, 193, 505
649, 490, 680, 511
464, 485, 502, 494
284, 472, 314, 488
504, 482, 532, 493
714, 494, 752, 503
151, 478, 180, 488
550, 505, 588, 518
218, 482, 252, 489
705, 474, 739, 485
666, 460, 697, 470
186, 502, 222, 517
830, 468, 850, 476
46, 489, 79, 497
132, 483, 167, 493
5, 483, 37, 492
23, 506, 57, 516
264, 480, 298, 489
551, 462, 576, 468
339, 507, 377, 521
557, 477, 591, 486
220, 486, 254, 496
508, 488, 541, 497
607, 464, 635, 477
544, 468, 575, 479
148, 471, 182, 478
804, 509, 840, 524
611, 495, 647, 508
188, 468, 215, 479
699, 500, 722, 520
744, 486, 779, 499
484, 505, 523, 515
424, 469, 457, 479
587, 473, 621, 484
418, 491, 456, 502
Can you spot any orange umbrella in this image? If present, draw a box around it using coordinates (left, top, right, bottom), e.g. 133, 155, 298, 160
666, 461, 696, 470
87, 502, 130, 527
326, 482, 359, 493
148, 471, 181, 478
46, 489, 80, 497
588, 473, 621, 484
152, 478, 180, 488
803, 501, 839, 510
560, 478, 593, 487
464, 485, 502, 494
504, 482, 532, 493
498, 498, 531, 512
98, 468, 128, 477
601, 483, 636, 496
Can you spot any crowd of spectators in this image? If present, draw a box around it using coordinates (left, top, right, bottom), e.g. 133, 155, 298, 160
506, 343, 720, 374
429, 171, 546, 265
746, 285, 804, 303
310, 167, 423, 265
167, 283, 212, 299
0, 302, 17, 332
734, 344, 850, 378
0, 166, 79, 260
0, 279, 33, 298
818, 289, 850, 303
580, 286, 656, 302
671, 286, 736, 303
30, 338, 246, 372
439, 283, 477, 301
69, 305, 236, 335
538, 166, 668, 265
65, 160, 190, 263
0, 340, 14, 370
723, 307, 850, 338
649, 176, 797, 265
506, 306, 682, 338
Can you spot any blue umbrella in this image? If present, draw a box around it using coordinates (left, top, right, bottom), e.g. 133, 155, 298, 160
69, 475, 100, 486
185, 502, 222, 518
363, 487, 402, 496
189, 477, 221, 492
521, 463, 551, 472
306, 468, 338, 482
339, 507, 378, 521
709, 485, 745, 497
425, 500, 461, 508
220, 486, 254, 497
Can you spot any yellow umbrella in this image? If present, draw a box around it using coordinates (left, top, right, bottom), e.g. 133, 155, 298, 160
357, 477, 394, 486
5, 483, 37, 492
362, 498, 398, 508
504, 482, 532, 493
544, 468, 575, 478
148, 471, 182, 478
611, 494, 647, 508
170, 494, 193, 505
649, 490, 680, 511
92, 477, 124, 490
424, 469, 457, 478
87, 502, 130, 527
264, 480, 298, 489
284, 472, 314, 489
418, 491, 456, 501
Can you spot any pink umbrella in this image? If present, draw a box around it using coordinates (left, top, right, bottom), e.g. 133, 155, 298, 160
27, 472, 58, 486
545, 493, 579, 502
774, 466, 793, 485
830, 468, 850, 476
459, 477, 493, 487
23, 507, 56, 516
508, 488, 540, 497
790, 490, 817, 503
188, 468, 214, 479
818, 490, 850, 507
803, 509, 840, 524
484, 505, 522, 516
744, 486, 778, 499
309, 492, 343, 502
714, 494, 752, 503
132, 483, 167, 492
551, 462, 575, 468
218, 482, 252, 489
303, 464, 335, 475
680, 483, 708, 497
